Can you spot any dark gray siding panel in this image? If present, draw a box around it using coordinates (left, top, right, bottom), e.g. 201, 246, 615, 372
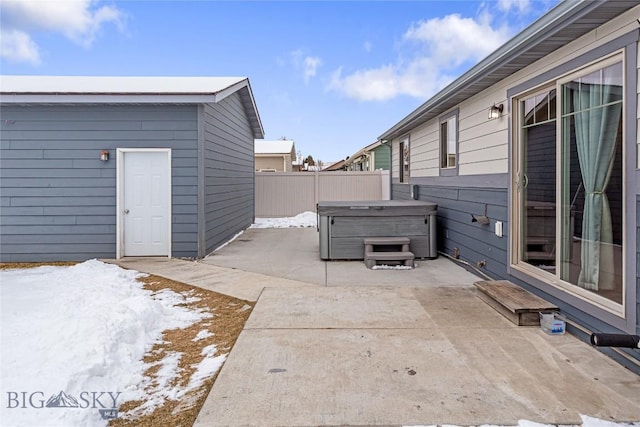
0, 104, 199, 261
637, 195, 640, 335
202, 92, 255, 255
394, 183, 640, 371
393, 183, 509, 279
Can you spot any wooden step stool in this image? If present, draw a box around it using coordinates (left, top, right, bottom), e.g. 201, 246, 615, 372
474, 280, 558, 326
363, 237, 414, 269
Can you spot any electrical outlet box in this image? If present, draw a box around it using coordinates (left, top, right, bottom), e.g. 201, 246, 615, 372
495, 221, 503, 237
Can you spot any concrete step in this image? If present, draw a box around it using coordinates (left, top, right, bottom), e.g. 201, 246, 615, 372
365, 251, 414, 260
363, 237, 410, 246
364, 251, 414, 269
364, 237, 411, 256
474, 280, 558, 326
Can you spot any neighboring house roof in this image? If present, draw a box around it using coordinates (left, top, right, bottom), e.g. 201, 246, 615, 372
0, 75, 264, 138
255, 140, 295, 155
379, 0, 639, 141
323, 159, 346, 171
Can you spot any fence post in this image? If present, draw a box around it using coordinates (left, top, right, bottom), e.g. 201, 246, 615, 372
314, 169, 320, 207
381, 170, 390, 200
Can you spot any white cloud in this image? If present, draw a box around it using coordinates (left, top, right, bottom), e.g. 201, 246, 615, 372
0, 0, 124, 64
327, 11, 512, 102
303, 56, 322, 83
363, 41, 372, 53
289, 49, 323, 84
328, 60, 455, 102
497, 0, 532, 14
403, 14, 510, 68
0, 29, 40, 65
328, 65, 396, 101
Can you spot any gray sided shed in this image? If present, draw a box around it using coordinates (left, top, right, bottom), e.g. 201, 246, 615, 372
0, 76, 264, 262
379, 1, 640, 371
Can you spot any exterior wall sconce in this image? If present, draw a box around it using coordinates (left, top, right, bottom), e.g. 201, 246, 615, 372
100, 150, 110, 162
488, 103, 504, 120
471, 213, 490, 225
471, 203, 490, 225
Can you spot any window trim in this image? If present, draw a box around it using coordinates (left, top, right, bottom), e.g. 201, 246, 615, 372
439, 109, 459, 177
506, 30, 638, 333
510, 83, 557, 272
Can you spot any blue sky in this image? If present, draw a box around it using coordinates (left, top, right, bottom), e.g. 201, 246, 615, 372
1, 0, 558, 164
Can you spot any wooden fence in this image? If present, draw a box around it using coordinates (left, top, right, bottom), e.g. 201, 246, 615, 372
255, 171, 390, 217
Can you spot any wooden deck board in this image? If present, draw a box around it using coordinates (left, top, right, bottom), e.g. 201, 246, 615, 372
474, 280, 558, 326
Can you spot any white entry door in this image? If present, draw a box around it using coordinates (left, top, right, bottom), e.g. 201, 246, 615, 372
121, 150, 171, 257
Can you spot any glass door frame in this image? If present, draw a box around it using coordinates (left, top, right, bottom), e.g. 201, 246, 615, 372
510, 84, 561, 284
509, 52, 626, 318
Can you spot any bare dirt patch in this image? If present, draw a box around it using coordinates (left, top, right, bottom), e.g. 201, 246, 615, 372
110, 274, 253, 427
0, 262, 77, 269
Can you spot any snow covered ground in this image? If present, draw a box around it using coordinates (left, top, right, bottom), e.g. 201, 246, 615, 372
250, 211, 317, 228
0, 260, 224, 427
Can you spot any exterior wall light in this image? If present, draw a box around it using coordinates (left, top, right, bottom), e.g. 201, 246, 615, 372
488, 103, 504, 120
100, 150, 110, 162
471, 203, 490, 225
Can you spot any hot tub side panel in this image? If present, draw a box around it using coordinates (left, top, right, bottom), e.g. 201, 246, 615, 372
317, 201, 438, 260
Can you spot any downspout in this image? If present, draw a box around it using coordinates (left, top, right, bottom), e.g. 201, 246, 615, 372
381, 139, 392, 199
196, 105, 206, 258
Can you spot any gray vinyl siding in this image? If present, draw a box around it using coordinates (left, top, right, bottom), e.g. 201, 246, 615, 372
637, 195, 640, 335
202, 91, 255, 255
394, 182, 640, 371
393, 181, 508, 279
0, 104, 199, 261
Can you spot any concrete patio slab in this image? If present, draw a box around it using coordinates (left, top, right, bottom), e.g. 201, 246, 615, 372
202, 228, 326, 285
413, 286, 519, 329
194, 287, 640, 427
106, 229, 640, 426
324, 256, 481, 287
245, 286, 435, 329
201, 227, 482, 287
106, 257, 313, 302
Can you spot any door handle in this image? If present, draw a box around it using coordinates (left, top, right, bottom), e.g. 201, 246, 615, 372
516, 174, 529, 190
124, 209, 130, 214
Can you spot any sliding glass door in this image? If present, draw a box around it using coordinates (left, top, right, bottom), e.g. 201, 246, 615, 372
514, 55, 624, 312
519, 88, 558, 273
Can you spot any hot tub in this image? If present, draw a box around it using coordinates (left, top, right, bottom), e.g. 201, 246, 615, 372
317, 200, 437, 260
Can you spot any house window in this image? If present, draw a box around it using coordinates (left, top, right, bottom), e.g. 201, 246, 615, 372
440, 110, 458, 175
512, 54, 624, 314
399, 137, 410, 183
